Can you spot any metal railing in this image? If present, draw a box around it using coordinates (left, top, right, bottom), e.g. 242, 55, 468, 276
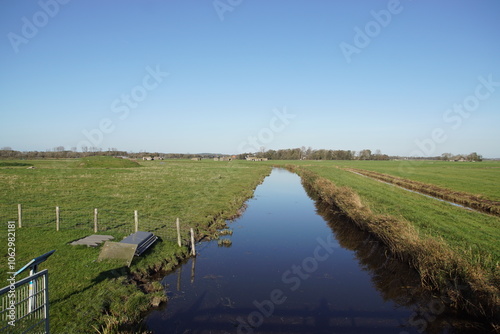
0, 270, 49, 334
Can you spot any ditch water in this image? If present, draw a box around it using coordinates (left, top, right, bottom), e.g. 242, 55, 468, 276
146, 169, 483, 334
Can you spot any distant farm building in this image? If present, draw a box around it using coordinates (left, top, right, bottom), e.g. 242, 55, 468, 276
191, 157, 202, 161
246, 156, 268, 161
214, 157, 232, 161
142, 156, 164, 161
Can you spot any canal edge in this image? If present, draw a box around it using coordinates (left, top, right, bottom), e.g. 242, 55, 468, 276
283, 164, 499, 329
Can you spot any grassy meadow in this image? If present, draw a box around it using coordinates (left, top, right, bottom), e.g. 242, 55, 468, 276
328, 160, 500, 201
1, 158, 499, 331
0, 157, 271, 333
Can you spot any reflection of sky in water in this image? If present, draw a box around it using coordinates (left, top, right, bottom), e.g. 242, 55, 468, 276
146, 169, 449, 333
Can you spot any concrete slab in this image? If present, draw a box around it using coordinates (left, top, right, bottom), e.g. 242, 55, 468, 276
98, 241, 137, 267
70, 235, 114, 247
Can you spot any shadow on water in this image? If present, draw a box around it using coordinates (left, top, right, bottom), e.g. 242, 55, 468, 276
146, 169, 489, 334
151, 293, 414, 334
308, 183, 489, 334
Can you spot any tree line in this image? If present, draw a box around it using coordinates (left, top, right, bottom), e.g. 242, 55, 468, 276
0, 147, 207, 160
0, 146, 483, 161
237, 148, 389, 161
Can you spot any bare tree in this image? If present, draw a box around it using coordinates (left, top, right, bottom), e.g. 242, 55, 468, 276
467, 152, 482, 162
358, 149, 372, 160
441, 153, 453, 161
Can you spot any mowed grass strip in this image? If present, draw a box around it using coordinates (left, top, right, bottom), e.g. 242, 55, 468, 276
0, 158, 271, 333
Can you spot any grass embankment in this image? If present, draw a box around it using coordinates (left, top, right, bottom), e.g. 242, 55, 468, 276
0, 158, 271, 333
282, 162, 499, 323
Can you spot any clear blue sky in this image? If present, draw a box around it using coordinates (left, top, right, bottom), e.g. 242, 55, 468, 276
1, 0, 499, 157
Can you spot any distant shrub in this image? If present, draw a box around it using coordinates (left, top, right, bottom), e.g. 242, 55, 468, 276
0, 161, 33, 167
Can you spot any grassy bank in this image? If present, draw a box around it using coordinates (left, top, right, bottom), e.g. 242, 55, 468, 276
282, 163, 499, 324
0, 159, 271, 333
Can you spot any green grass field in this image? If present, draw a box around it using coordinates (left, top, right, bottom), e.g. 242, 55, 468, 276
327, 160, 500, 201
1, 158, 499, 332
0, 158, 271, 333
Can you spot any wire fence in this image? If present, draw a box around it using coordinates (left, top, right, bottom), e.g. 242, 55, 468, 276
0, 204, 194, 245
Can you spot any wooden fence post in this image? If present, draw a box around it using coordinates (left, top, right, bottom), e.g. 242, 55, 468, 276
18, 204, 22, 228
190, 228, 196, 256
94, 208, 98, 233
176, 218, 181, 247
134, 210, 139, 233
56, 206, 60, 231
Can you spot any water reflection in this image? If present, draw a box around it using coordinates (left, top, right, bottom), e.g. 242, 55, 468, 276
150, 293, 414, 333
311, 185, 487, 334
146, 169, 487, 333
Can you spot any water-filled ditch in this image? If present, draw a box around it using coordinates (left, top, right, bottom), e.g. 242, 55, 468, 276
146, 168, 484, 333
